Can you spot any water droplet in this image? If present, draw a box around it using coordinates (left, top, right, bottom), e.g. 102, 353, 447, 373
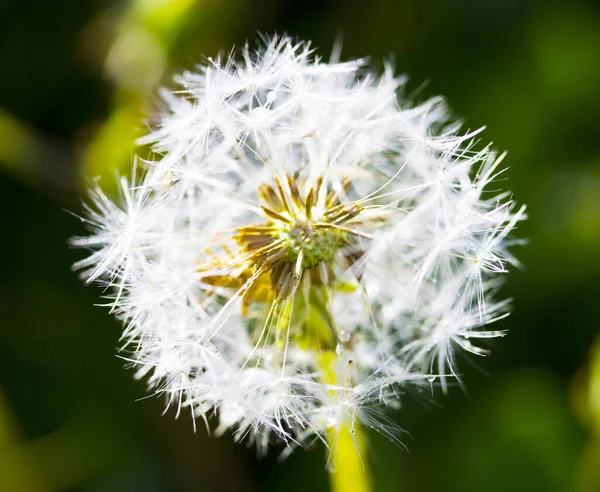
338, 330, 351, 344
427, 375, 436, 383
266, 90, 277, 104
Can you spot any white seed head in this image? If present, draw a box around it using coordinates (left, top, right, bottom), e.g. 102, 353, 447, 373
73, 35, 525, 455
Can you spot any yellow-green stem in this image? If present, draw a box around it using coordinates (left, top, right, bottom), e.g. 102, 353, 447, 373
299, 284, 373, 492
318, 350, 372, 492
328, 423, 372, 492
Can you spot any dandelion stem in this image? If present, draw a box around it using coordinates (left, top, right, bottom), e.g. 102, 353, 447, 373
322, 350, 372, 492
328, 422, 372, 492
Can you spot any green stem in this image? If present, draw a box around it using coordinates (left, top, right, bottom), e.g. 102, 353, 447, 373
328, 422, 372, 492
298, 283, 373, 492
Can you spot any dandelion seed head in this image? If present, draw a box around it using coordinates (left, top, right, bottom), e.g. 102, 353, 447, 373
74, 34, 525, 455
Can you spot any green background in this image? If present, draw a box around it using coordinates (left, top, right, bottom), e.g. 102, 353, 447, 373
1, 0, 599, 491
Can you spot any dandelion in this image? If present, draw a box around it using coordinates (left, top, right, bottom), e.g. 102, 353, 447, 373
73, 35, 525, 491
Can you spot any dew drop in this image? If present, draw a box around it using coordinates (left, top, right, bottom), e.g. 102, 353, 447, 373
266, 90, 277, 104
338, 330, 351, 344
427, 375, 436, 383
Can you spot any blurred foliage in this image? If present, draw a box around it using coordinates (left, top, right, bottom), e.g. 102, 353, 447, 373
83, 0, 249, 188
572, 340, 600, 491
1, 0, 599, 491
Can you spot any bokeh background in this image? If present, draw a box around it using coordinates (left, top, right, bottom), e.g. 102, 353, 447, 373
1, 0, 599, 491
